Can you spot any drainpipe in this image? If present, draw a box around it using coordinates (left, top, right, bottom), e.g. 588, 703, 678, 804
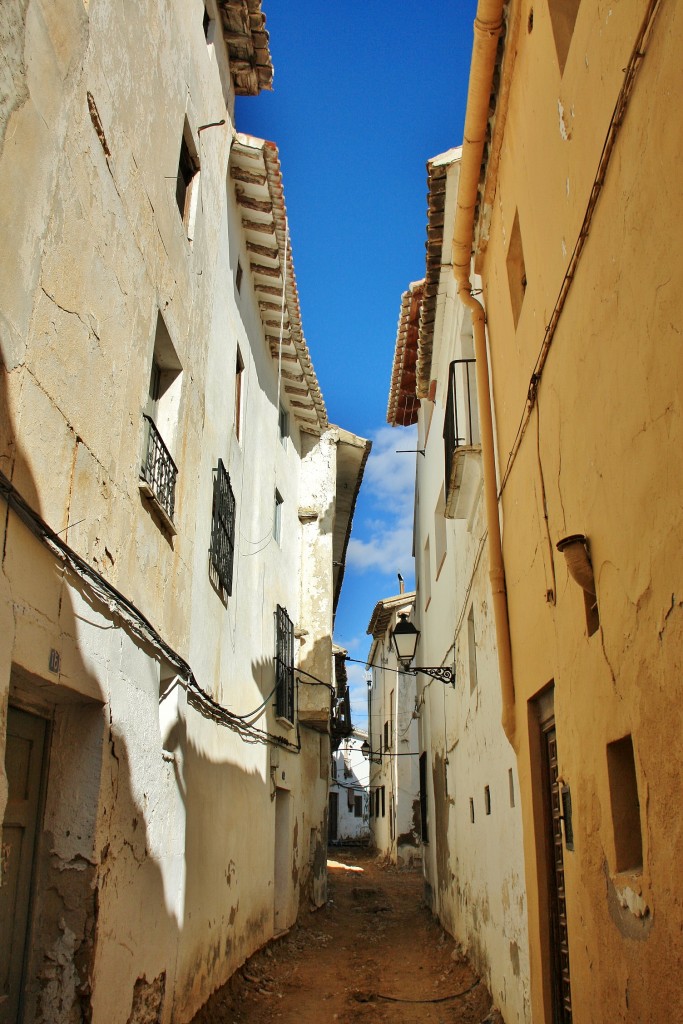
452, 1, 517, 747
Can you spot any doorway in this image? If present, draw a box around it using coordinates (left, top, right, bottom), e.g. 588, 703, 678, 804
537, 699, 572, 1023
1, 707, 49, 1024
328, 792, 338, 843
274, 788, 292, 934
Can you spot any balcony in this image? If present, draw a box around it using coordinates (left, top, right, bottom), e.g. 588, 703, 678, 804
443, 359, 482, 519
139, 414, 178, 534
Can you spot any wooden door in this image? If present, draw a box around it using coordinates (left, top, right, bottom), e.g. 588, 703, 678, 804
1, 707, 48, 1024
541, 718, 572, 1023
328, 792, 338, 842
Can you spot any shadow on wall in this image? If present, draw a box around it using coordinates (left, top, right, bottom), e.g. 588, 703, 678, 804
0, 361, 182, 1023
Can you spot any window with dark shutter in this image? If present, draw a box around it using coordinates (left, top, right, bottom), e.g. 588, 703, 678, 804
210, 459, 236, 594
275, 604, 295, 722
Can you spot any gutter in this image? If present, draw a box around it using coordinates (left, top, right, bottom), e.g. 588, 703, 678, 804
452, 1, 516, 746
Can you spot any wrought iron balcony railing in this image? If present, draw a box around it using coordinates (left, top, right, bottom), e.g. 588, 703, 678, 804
443, 358, 479, 492
141, 414, 178, 523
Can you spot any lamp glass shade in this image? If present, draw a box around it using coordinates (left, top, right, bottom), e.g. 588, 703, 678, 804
391, 613, 419, 665
360, 741, 370, 758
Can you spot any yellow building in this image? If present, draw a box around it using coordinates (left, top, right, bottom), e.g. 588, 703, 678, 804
452, 1, 683, 1020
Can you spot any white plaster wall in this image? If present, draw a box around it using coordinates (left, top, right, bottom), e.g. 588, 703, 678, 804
331, 733, 370, 842
367, 618, 420, 865
412, 233, 530, 1023
0, 2, 338, 1022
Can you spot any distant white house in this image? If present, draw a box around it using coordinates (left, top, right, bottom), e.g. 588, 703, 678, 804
329, 729, 370, 844
365, 590, 423, 866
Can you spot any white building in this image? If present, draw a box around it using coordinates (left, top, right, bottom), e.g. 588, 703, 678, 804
0, 4, 367, 1022
329, 729, 370, 844
386, 150, 530, 1021
365, 591, 422, 866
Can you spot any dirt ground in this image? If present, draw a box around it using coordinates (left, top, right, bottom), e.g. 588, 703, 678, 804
190, 846, 496, 1024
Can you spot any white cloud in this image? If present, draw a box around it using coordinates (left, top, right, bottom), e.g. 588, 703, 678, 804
347, 524, 413, 575
347, 423, 417, 577
363, 425, 418, 516
345, 662, 370, 731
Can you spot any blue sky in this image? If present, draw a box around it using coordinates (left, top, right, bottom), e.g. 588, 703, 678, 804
236, 1, 477, 726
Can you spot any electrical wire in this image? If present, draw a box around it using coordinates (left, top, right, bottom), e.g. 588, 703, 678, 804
0, 470, 300, 754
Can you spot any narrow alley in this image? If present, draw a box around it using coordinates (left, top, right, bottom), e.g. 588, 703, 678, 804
190, 848, 494, 1024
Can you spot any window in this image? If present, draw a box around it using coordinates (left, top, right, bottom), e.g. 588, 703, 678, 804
434, 487, 447, 577
423, 537, 431, 610
381, 786, 386, 818
468, 607, 478, 695
484, 785, 491, 815
374, 788, 380, 818
419, 752, 428, 843
273, 490, 283, 545
176, 121, 200, 238
275, 605, 295, 722
347, 787, 354, 812
383, 720, 389, 750
354, 795, 363, 818
389, 689, 394, 748
278, 405, 288, 448
210, 459, 236, 594
506, 209, 527, 329
234, 348, 244, 441
548, 0, 581, 76
203, 3, 216, 45
607, 735, 642, 872
140, 314, 182, 528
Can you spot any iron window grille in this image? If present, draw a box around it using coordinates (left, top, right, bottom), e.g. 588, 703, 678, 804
443, 358, 479, 492
141, 414, 178, 522
275, 604, 295, 722
210, 459, 236, 594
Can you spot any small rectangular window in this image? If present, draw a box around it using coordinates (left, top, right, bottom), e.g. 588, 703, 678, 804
607, 734, 642, 872
275, 604, 295, 723
375, 788, 380, 818
383, 721, 389, 750
434, 486, 447, 576
273, 490, 283, 544
548, 0, 581, 76
209, 459, 236, 594
354, 795, 363, 818
506, 209, 527, 329
234, 349, 244, 441
347, 787, 354, 812
423, 537, 431, 610
468, 607, 478, 695
176, 122, 199, 237
381, 786, 386, 818
278, 405, 288, 447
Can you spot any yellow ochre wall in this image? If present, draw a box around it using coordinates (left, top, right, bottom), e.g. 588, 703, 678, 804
476, 1, 683, 1021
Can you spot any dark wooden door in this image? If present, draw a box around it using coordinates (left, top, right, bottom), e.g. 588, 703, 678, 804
541, 719, 572, 1023
1, 707, 48, 1024
328, 792, 338, 842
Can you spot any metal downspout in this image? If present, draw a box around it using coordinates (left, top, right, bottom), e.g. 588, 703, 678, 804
453, 2, 516, 747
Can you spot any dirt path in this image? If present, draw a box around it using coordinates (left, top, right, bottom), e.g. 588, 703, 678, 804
191, 847, 495, 1024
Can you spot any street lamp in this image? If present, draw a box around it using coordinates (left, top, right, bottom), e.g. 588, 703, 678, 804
390, 614, 454, 686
